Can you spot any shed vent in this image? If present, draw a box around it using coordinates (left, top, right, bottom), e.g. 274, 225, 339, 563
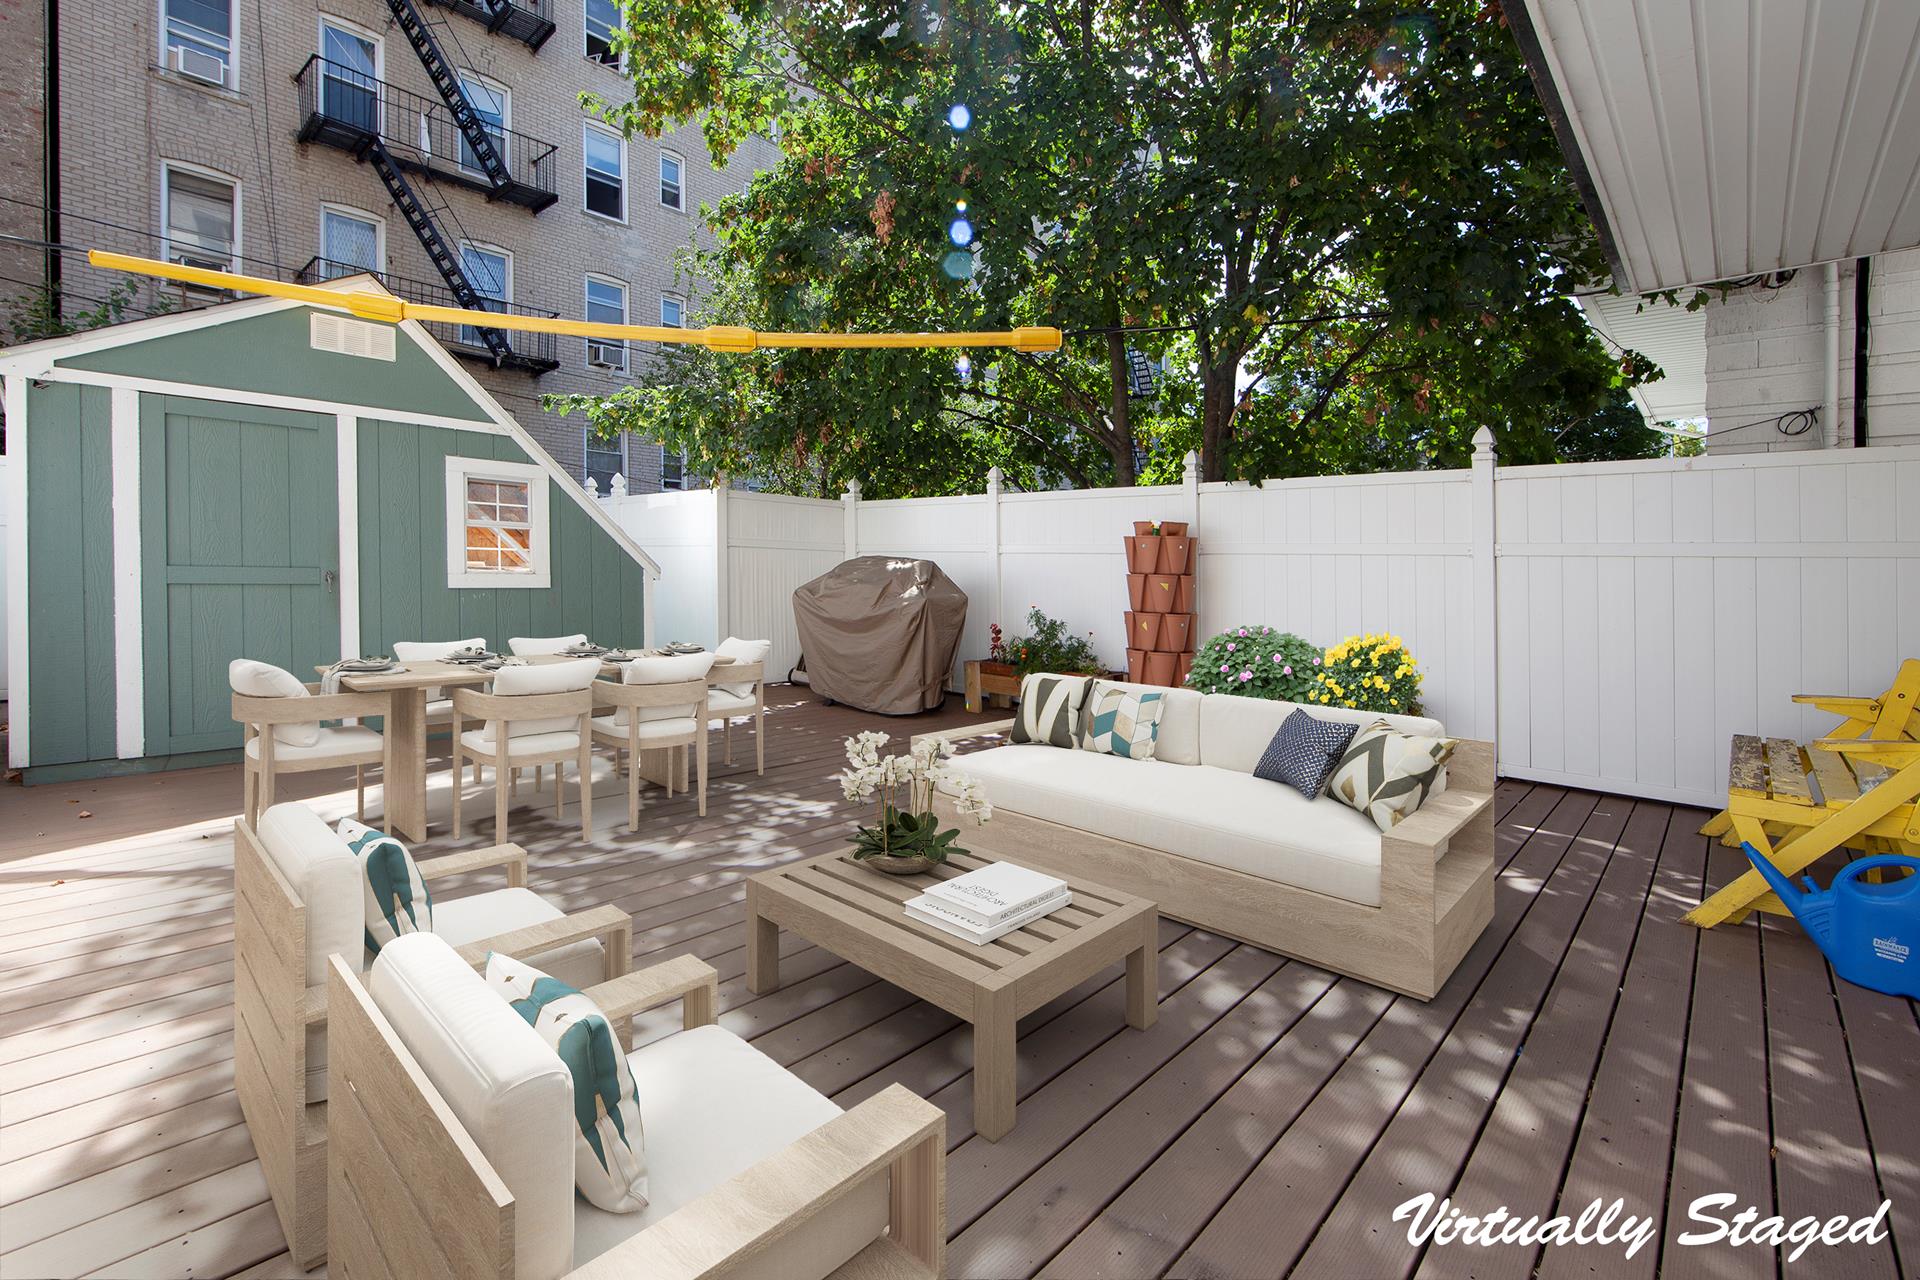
310, 312, 397, 362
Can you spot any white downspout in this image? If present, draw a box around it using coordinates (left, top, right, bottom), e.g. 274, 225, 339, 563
1822, 261, 1842, 448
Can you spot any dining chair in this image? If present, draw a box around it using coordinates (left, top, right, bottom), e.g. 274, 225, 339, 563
229, 659, 390, 827
708, 636, 772, 774
508, 633, 590, 656
391, 636, 486, 740
450, 658, 600, 842
590, 653, 714, 831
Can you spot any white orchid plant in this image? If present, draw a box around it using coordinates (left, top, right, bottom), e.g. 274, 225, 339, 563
837, 730, 991, 863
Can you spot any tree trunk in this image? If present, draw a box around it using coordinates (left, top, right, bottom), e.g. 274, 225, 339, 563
1198, 356, 1241, 482
1105, 330, 1136, 486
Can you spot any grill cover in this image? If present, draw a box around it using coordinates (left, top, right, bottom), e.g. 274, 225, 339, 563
792, 556, 968, 715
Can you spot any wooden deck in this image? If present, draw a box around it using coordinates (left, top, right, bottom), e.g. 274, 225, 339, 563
1, 688, 1915, 1279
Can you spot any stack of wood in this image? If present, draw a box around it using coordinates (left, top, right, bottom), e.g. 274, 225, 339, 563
1123, 520, 1195, 687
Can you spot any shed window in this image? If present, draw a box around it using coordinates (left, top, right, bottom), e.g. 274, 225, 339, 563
444, 457, 551, 588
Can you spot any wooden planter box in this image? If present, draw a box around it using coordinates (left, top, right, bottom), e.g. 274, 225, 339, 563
964, 660, 1021, 713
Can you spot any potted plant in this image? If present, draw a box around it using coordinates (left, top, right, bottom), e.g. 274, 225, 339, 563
1185, 626, 1325, 699
1309, 633, 1426, 714
837, 731, 991, 874
1005, 607, 1105, 678
981, 622, 1014, 677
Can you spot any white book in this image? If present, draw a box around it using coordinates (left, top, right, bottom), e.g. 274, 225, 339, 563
922, 861, 1068, 928
907, 887, 1071, 934
905, 890, 1071, 945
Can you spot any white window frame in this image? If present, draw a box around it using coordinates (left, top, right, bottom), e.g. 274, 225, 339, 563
584, 273, 628, 371
456, 70, 510, 177
455, 241, 512, 346
583, 121, 628, 223
583, 428, 627, 491
659, 150, 684, 212
583, 0, 622, 68
316, 15, 383, 112
160, 161, 241, 274
660, 445, 685, 490
318, 202, 385, 277
444, 456, 551, 589
659, 293, 685, 327
160, 0, 238, 89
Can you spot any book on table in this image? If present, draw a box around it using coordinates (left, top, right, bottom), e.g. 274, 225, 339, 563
905, 887, 1072, 944
919, 861, 1070, 930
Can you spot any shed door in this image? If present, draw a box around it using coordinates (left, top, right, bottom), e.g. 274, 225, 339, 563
141, 396, 339, 754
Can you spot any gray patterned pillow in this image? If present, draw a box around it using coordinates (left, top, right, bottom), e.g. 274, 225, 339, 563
1328, 719, 1458, 832
1011, 674, 1087, 749
1254, 710, 1359, 799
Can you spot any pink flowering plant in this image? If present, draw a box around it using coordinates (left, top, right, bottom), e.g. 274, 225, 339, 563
1184, 626, 1323, 701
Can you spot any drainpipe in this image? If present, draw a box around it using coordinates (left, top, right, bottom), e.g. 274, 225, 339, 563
1854, 257, 1872, 447
1822, 262, 1842, 448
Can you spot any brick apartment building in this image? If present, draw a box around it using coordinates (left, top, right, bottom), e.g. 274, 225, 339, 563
1, 0, 780, 489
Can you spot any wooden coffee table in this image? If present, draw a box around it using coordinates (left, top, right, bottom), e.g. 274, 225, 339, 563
745, 850, 1158, 1141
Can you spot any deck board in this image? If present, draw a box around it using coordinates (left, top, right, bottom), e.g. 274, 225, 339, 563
1, 688, 1914, 1279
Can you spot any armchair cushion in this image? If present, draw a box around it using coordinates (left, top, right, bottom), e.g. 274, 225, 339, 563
610, 652, 715, 725
434, 888, 607, 991
591, 715, 698, 743
705, 688, 758, 717
713, 637, 771, 698
257, 802, 363, 1103
242, 725, 382, 762
572, 1025, 888, 1278
471, 657, 601, 740
228, 659, 321, 747
487, 953, 650, 1214
368, 934, 578, 1280
337, 818, 433, 954
509, 634, 590, 656
460, 728, 583, 758
1327, 719, 1458, 833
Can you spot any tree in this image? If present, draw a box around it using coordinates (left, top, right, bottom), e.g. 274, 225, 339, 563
568, 0, 1643, 487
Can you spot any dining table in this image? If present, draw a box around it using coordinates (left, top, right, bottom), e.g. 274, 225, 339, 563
321, 651, 734, 841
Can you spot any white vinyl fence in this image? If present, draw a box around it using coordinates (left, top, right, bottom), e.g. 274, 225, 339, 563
602, 436, 1920, 808
0, 455, 9, 698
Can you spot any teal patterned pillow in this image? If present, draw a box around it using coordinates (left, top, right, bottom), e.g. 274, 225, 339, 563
1081, 682, 1166, 760
487, 952, 650, 1213
337, 818, 432, 954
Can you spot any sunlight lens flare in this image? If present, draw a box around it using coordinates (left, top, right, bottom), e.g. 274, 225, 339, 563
948, 103, 972, 131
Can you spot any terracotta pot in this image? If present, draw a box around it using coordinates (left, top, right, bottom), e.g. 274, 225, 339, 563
1153, 612, 1194, 653
1172, 573, 1196, 613
1143, 651, 1178, 686
1175, 652, 1194, 685
1146, 574, 1181, 609
1127, 648, 1147, 682
1126, 573, 1150, 611
1159, 521, 1189, 537
1125, 610, 1162, 650
1125, 535, 1162, 573
1133, 520, 1158, 535
1156, 535, 1194, 575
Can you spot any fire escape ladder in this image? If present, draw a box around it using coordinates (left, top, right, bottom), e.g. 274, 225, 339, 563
383, 0, 511, 190
364, 140, 513, 364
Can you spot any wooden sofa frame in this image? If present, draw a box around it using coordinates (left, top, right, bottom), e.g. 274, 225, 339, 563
919, 724, 1497, 1001
234, 819, 633, 1270
326, 951, 947, 1280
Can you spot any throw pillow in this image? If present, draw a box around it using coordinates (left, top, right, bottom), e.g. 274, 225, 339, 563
1254, 709, 1360, 799
714, 636, 771, 698
1011, 674, 1088, 749
227, 659, 322, 747
486, 952, 649, 1213
337, 818, 432, 954
1327, 719, 1458, 832
1082, 682, 1166, 760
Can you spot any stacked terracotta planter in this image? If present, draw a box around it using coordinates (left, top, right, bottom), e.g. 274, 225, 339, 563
1123, 520, 1195, 687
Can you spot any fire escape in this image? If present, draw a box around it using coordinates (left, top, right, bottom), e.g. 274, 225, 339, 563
295, 0, 560, 373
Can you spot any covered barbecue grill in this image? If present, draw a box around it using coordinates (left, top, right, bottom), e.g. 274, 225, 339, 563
792, 557, 968, 715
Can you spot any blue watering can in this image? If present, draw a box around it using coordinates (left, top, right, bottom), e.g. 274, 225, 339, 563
1743, 844, 1920, 999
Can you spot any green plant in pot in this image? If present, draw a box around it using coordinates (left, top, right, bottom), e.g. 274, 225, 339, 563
837, 731, 992, 874
1005, 606, 1105, 678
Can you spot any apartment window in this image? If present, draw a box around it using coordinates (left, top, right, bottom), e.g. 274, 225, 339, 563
458, 74, 509, 175
660, 447, 685, 490
585, 275, 627, 371
458, 243, 510, 347
163, 0, 233, 87
319, 21, 379, 133
659, 294, 684, 328
585, 431, 625, 494
163, 166, 238, 272
445, 457, 550, 588
584, 0, 620, 65
659, 152, 684, 211
584, 124, 626, 221
320, 206, 382, 277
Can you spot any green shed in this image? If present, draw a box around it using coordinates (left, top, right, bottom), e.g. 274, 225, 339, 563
0, 278, 659, 782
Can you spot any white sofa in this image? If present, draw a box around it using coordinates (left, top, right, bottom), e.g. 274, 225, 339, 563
928, 679, 1496, 999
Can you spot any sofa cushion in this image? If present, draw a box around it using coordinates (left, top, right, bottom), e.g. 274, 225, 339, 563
368, 934, 578, 1280
337, 818, 432, 955
433, 888, 608, 992
1081, 682, 1166, 760
487, 953, 649, 1214
1199, 693, 1442, 775
948, 744, 1385, 906
1254, 709, 1359, 800
256, 802, 364, 1105
1329, 719, 1458, 833
1011, 674, 1087, 749
573, 1025, 888, 1280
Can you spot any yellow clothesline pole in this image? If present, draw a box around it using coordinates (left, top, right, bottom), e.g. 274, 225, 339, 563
86, 250, 1064, 353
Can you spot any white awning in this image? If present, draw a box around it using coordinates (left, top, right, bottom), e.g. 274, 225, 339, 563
1511, 1, 1920, 292
1574, 291, 1706, 423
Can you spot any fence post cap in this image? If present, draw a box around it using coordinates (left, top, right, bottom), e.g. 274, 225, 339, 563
1472, 426, 1497, 457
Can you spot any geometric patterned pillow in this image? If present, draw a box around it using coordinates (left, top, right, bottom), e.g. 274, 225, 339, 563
1011, 674, 1088, 750
1327, 719, 1458, 832
337, 818, 433, 955
1254, 709, 1359, 799
1081, 682, 1166, 760
486, 952, 650, 1213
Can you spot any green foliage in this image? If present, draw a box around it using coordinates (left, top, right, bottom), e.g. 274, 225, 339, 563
849, 805, 966, 863
1186, 627, 1323, 700
1310, 633, 1424, 714
3, 279, 163, 347
1005, 607, 1104, 678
